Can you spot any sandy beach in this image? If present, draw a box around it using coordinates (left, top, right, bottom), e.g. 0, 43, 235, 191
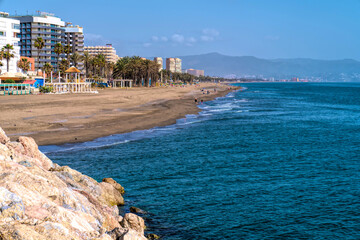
0, 83, 236, 145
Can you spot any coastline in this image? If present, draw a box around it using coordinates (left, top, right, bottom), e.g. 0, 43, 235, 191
1, 83, 238, 146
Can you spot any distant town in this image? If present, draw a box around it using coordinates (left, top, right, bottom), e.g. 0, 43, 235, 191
0, 11, 206, 95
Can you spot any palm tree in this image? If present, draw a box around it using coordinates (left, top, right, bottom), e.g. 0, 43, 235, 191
54, 43, 63, 72
2, 44, 15, 73
17, 58, 30, 74
42, 63, 53, 79
64, 44, 72, 62
96, 54, 106, 77
34, 37, 45, 72
70, 52, 82, 68
59, 59, 70, 77
83, 51, 91, 78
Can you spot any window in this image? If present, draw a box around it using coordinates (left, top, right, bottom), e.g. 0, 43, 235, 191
0, 31, 5, 36
12, 23, 20, 30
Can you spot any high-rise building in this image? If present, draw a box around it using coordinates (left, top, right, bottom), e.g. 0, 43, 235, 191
12, 12, 65, 72
154, 57, 163, 71
166, 58, 182, 73
64, 24, 84, 70
166, 58, 175, 72
0, 12, 20, 73
84, 44, 119, 63
175, 58, 182, 73
186, 69, 204, 77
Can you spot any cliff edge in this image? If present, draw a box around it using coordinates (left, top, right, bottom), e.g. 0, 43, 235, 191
0, 127, 147, 240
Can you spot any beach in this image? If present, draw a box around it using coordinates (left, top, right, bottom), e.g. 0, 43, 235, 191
0, 83, 234, 146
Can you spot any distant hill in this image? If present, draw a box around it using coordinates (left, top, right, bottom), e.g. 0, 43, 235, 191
178, 52, 360, 80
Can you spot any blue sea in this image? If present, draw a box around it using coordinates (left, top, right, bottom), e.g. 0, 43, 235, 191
41, 83, 360, 239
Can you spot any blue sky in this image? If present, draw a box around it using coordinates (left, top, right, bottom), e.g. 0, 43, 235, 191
2, 0, 360, 60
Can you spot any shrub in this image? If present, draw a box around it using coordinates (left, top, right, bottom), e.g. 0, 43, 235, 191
4, 79, 15, 83
39, 86, 53, 93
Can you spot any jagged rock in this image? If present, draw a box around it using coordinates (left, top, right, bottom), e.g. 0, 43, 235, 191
130, 206, 146, 214
17, 136, 53, 170
106, 227, 127, 239
103, 178, 125, 194
121, 213, 145, 235
0, 187, 25, 222
0, 128, 147, 240
0, 127, 10, 144
120, 229, 148, 240
147, 233, 160, 239
99, 182, 125, 206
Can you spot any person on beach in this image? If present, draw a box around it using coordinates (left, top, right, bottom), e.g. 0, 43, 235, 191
201, 99, 204, 104
195, 98, 198, 104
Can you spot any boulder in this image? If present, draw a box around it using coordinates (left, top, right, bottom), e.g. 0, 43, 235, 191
0, 127, 10, 144
99, 182, 125, 206
130, 206, 146, 214
121, 213, 145, 235
102, 178, 125, 194
120, 229, 148, 240
147, 233, 160, 239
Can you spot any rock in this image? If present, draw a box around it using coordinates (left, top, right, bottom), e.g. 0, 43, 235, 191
102, 178, 125, 194
121, 213, 145, 235
130, 206, 146, 214
0, 187, 25, 222
0, 127, 10, 144
120, 229, 148, 240
106, 227, 126, 239
0, 128, 147, 240
147, 233, 160, 239
17, 136, 54, 170
99, 182, 125, 206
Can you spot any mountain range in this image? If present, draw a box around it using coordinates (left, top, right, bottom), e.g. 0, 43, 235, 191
178, 53, 360, 80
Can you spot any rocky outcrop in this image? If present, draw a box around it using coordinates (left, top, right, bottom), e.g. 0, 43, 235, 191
0, 127, 147, 240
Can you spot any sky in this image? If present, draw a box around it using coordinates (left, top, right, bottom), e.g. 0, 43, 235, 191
2, 0, 360, 60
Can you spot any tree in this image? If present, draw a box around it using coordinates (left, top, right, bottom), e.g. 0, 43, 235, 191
54, 43, 63, 72
34, 37, 45, 72
70, 52, 82, 68
42, 63, 53, 79
17, 58, 30, 74
59, 59, 69, 76
64, 44, 72, 62
83, 51, 91, 78
2, 44, 15, 73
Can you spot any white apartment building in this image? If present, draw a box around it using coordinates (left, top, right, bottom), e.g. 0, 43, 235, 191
0, 12, 20, 73
84, 44, 119, 63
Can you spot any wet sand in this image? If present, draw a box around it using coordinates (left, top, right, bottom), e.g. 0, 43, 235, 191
0, 83, 236, 146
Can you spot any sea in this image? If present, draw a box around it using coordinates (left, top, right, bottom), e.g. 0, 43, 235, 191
40, 82, 360, 239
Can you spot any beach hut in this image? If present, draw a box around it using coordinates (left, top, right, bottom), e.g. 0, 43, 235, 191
65, 67, 82, 83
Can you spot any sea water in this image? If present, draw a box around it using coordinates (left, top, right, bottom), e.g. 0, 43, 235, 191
41, 83, 360, 239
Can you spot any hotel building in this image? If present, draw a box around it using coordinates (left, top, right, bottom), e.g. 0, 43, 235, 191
12, 12, 65, 71
186, 69, 204, 77
0, 12, 20, 73
154, 57, 163, 71
84, 44, 119, 63
166, 58, 182, 73
64, 24, 84, 70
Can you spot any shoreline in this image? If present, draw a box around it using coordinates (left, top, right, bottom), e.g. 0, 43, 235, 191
1, 83, 238, 146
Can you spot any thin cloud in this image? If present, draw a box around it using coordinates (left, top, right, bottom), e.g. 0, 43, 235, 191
202, 28, 220, 37
171, 34, 185, 43
143, 43, 152, 47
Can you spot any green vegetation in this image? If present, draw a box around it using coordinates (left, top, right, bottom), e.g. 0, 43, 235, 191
39, 86, 53, 93
112, 56, 160, 87
54, 43, 63, 72
42, 63, 53, 78
17, 58, 30, 74
34, 37, 45, 72
3, 79, 15, 83
2, 44, 15, 73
